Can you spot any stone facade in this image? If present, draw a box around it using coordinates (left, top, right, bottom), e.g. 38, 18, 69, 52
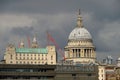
0, 64, 98, 80
4, 40, 56, 65
64, 10, 96, 64
98, 65, 106, 80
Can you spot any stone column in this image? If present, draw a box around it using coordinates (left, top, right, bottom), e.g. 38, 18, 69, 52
88, 49, 90, 57
86, 49, 88, 57
90, 49, 92, 58
77, 49, 79, 57
79, 49, 80, 57
74, 49, 76, 58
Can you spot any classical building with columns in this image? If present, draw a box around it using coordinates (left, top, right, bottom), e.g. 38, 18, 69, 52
64, 10, 96, 64
2, 11, 99, 79
4, 36, 57, 65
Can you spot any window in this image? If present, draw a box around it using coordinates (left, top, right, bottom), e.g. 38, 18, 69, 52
16, 57, 17, 60
51, 56, 53, 60
51, 62, 53, 64
101, 69, 103, 73
10, 61, 12, 63
72, 74, 76, 76
10, 55, 12, 59
102, 74, 103, 77
45, 62, 47, 65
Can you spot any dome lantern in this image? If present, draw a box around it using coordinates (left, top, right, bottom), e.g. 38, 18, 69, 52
77, 9, 83, 28
68, 9, 92, 41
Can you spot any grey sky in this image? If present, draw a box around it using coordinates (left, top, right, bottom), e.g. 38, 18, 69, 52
0, 0, 120, 61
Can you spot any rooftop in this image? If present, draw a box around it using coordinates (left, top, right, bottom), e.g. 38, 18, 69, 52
15, 48, 48, 54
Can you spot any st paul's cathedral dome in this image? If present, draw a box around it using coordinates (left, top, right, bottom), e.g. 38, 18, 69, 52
64, 10, 96, 64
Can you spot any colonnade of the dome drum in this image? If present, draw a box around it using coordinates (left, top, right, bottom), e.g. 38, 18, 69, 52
65, 48, 95, 59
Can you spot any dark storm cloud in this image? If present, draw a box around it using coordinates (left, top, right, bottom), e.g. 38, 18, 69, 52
11, 26, 34, 36
0, 0, 120, 21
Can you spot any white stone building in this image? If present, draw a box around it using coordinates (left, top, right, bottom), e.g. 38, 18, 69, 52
4, 36, 57, 65
98, 65, 106, 80
64, 10, 96, 64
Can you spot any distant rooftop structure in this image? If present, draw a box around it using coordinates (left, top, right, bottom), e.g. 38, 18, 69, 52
103, 56, 113, 65
117, 57, 120, 67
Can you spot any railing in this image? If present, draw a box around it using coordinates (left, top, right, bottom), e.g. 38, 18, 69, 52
0, 72, 55, 76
